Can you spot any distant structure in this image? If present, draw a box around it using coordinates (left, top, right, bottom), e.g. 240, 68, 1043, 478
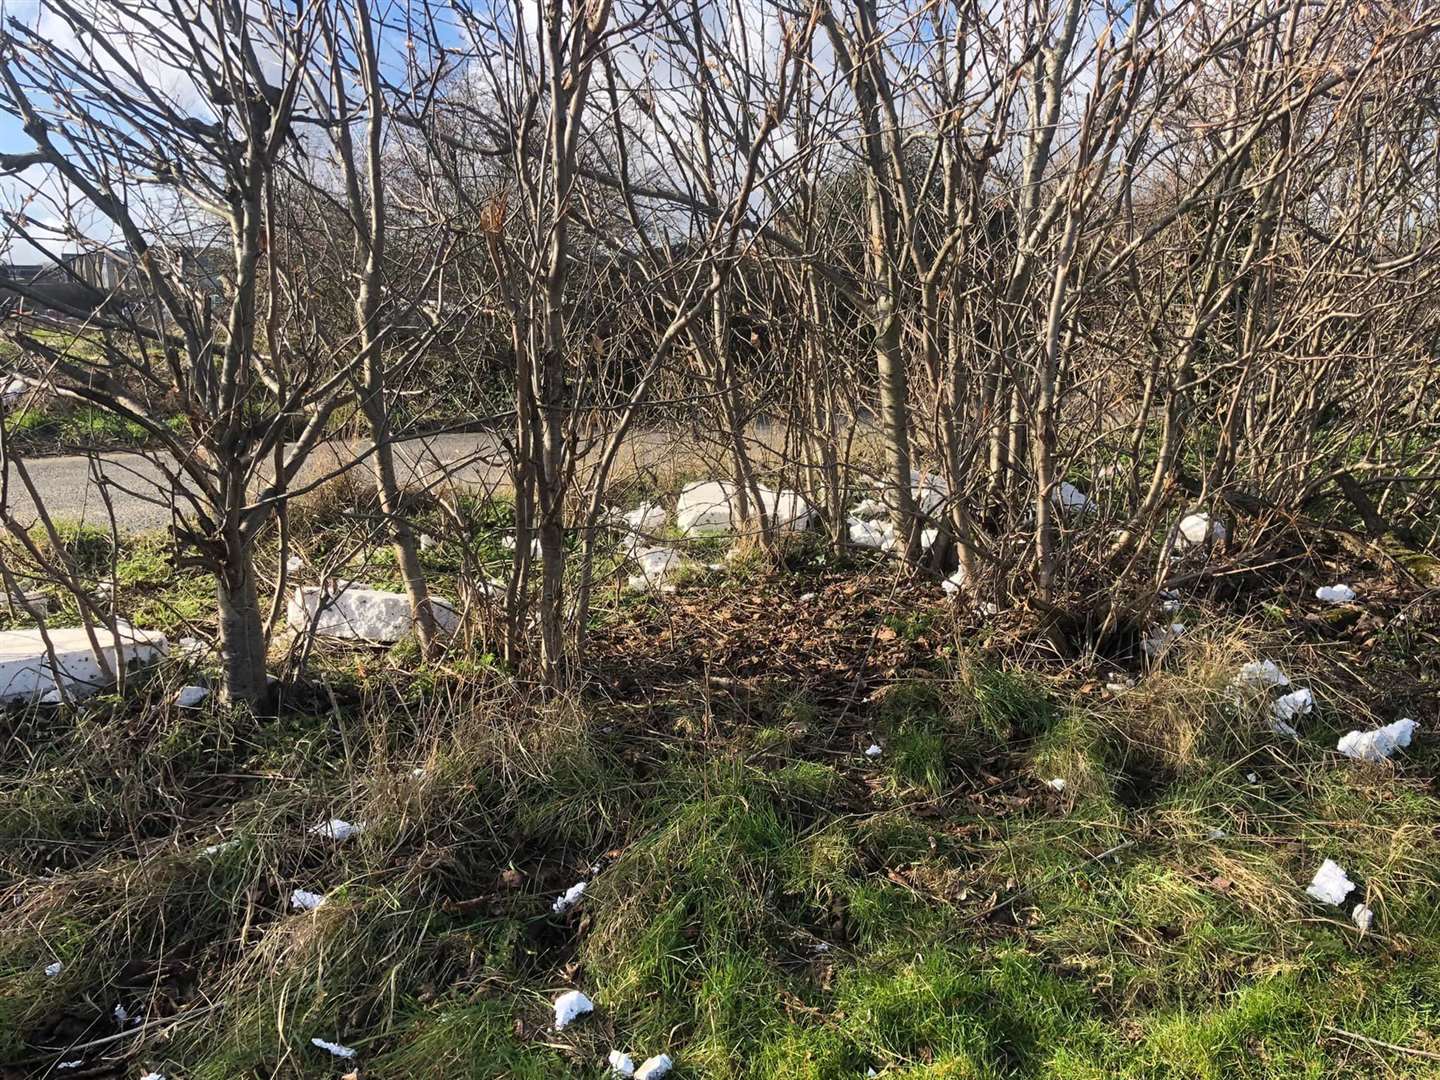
0, 246, 225, 320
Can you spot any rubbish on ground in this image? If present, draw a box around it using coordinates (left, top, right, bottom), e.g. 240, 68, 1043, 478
0, 625, 167, 704
1046, 778, 1067, 792
291, 889, 326, 911
940, 568, 967, 595
1337, 718, 1417, 763
1235, 660, 1289, 690
608, 1050, 637, 1076
624, 502, 666, 532
1272, 688, 1313, 723
1143, 623, 1185, 657
552, 882, 587, 914
675, 480, 814, 536
635, 1054, 674, 1080
554, 989, 595, 1029
1174, 511, 1226, 550
203, 838, 239, 856
288, 586, 459, 643
174, 685, 209, 708
44, 961, 62, 976
627, 547, 684, 592
1315, 583, 1356, 604
864, 744, 882, 758
113, 1004, 128, 1025
1052, 481, 1095, 514
1352, 903, 1374, 931
286, 555, 303, 574
311, 1038, 357, 1059
1305, 859, 1356, 905
310, 818, 365, 841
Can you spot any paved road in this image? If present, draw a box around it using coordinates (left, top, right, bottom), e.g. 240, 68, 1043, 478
0, 429, 720, 533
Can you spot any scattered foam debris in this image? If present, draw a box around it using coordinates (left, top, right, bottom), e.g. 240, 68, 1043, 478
552, 882, 587, 914
1352, 903, 1374, 931
203, 838, 239, 856
1272, 688, 1313, 724
627, 547, 684, 592
1246, 772, 1259, 784
311, 1038, 356, 1059
1052, 481, 1095, 514
113, 1003, 128, 1025
940, 568, 967, 595
56, 1061, 82, 1070
554, 989, 594, 1030
44, 961, 62, 977
140, 1073, 165, 1080
310, 818, 365, 842
173, 685, 209, 708
1046, 778, 1067, 793
623, 502, 666, 533
608, 1050, 637, 1076
1315, 583, 1356, 604
1235, 660, 1289, 690
1207, 827, 1227, 840
635, 1054, 674, 1080
286, 555, 303, 574
864, 743, 883, 759
291, 889, 326, 911
1174, 511, 1226, 550
1305, 859, 1356, 906
1337, 718, 1417, 763
419, 533, 436, 551
798, 591, 817, 602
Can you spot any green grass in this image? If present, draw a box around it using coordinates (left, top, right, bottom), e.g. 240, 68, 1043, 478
2, 523, 1438, 1078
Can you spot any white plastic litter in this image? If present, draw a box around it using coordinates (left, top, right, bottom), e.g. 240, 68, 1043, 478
502, 534, 543, 556
1174, 512, 1227, 550
552, 882, 587, 914
310, 818, 364, 841
1305, 859, 1356, 906
851, 497, 886, 519
44, 961, 62, 976
623, 502, 666, 533
1352, 903, 1374, 931
848, 516, 891, 549
0, 626, 167, 704
798, 592, 817, 602
553, 989, 595, 1029
1046, 777, 1067, 792
174, 685, 209, 709
113, 1003, 128, 1025
635, 1054, 674, 1080
56, 1061, 82, 1070
288, 586, 459, 643
675, 480, 814, 536
285, 555, 303, 574
1315, 583, 1356, 604
940, 568, 967, 595
1052, 481, 1095, 514
1270, 716, 1299, 739
1272, 688, 1313, 723
175, 636, 207, 658
2, 373, 30, 407
203, 838, 239, 856
1246, 772, 1259, 784
1235, 660, 1289, 691
310, 1038, 357, 1059
608, 1049, 637, 1076
290, 889, 326, 911
627, 547, 684, 592
864, 744, 882, 758
140, 1073, 165, 1080
1336, 718, 1417, 763
419, 533, 436, 551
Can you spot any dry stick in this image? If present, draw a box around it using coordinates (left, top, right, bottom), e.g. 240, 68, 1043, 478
1326, 1026, 1440, 1063
19, 1001, 223, 1066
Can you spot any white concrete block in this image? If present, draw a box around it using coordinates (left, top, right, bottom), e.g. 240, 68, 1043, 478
0, 625, 166, 703
287, 586, 459, 643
